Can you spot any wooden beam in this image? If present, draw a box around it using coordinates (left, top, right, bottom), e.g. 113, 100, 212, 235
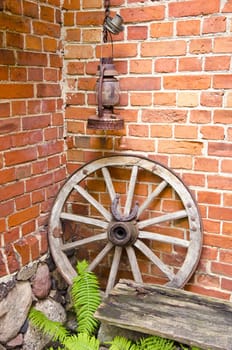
95, 280, 232, 350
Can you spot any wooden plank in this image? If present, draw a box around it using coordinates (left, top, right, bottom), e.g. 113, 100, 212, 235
95, 280, 232, 350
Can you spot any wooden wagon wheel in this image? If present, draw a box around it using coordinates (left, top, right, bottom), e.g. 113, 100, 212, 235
49, 155, 202, 295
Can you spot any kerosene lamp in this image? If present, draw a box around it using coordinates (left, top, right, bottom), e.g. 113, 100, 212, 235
87, 1, 124, 130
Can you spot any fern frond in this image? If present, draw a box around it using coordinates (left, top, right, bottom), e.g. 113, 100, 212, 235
108, 336, 135, 350
64, 332, 100, 350
136, 335, 175, 350
28, 308, 69, 343
71, 260, 101, 335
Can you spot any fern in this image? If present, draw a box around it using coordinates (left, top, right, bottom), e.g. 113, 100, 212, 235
28, 308, 69, 343
108, 336, 134, 350
71, 260, 101, 335
63, 332, 100, 350
137, 335, 175, 350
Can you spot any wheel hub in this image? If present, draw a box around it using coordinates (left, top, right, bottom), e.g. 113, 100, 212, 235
108, 221, 138, 246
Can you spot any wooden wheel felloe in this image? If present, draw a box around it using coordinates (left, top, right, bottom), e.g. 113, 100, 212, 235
49, 155, 203, 295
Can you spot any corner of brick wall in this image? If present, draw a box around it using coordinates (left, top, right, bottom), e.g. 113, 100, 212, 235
0, 0, 67, 277
63, 0, 232, 300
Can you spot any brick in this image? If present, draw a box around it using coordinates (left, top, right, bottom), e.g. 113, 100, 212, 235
5, 0, 22, 14
208, 142, 232, 157
158, 140, 203, 155
214, 110, 232, 124
189, 39, 212, 54
26, 235, 40, 260
221, 159, 232, 173
203, 16, 226, 34
205, 56, 230, 71
151, 22, 173, 38
174, 125, 198, 139
208, 175, 232, 191
0, 67, 8, 80
214, 38, 232, 53
23, 0, 39, 18
78, 77, 96, 91
17, 51, 47, 66
211, 262, 232, 278
0, 103, 10, 118
203, 220, 220, 235
0, 118, 20, 135
151, 125, 172, 138
0, 252, 7, 277
12, 131, 42, 147
178, 57, 202, 72
0, 168, 16, 185
32, 159, 48, 175
76, 11, 103, 25
65, 44, 94, 59
127, 26, 148, 40
82, 29, 101, 43
5, 244, 20, 273
142, 109, 186, 123
221, 278, 232, 292
224, 193, 232, 207
14, 239, 30, 265
12, 101, 26, 116
97, 43, 138, 59
222, 0, 232, 12
37, 83, 61, 97
0, 12, 30, 33
164, 75, 210, 90
197, 190, 220, 205
177, 92, 198, 107
154, 92, 176, 106
200, 125, 225, 140
177, 20, 200, 36
120, 77, 160, 91
26, 35, 42, 51
22, 220, 36, 236
130, 93, 152, 106
170, 156, 192, 170
10, 67, 27, 81
65, 28, 81, 42
115, 137, 155, 152
16, 194, 31, 210
128, 124, 149, 137
26, 173, 54, 192
0, 135, 12, 151
130, 59, 152, 74
213, 75, 232, 89
182, 173, 205, 187
194, 157, 219, 173
169, 0, 220, 17
141, 40, 186, 57
63, 11, 75, 26
5, 146, 37, 166
41, 5, 55, 22
33, 21, 60, 38
44, 68, 58, 81
155, 58, 176, 73
15, 164, 31, 180
82, 0, 101, 8
38, 140, 64, 157
200, 92, 223, 107
0, 182, 24, 201
121, 5, 165, 23
0, 84, 34, 99
6, 32, 24, 49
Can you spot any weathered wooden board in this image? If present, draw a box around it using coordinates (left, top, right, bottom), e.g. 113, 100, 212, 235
95, 280, 232, 350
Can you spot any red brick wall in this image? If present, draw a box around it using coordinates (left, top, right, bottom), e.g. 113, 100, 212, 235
0, 0, 66, 276
64, 0, 232, 299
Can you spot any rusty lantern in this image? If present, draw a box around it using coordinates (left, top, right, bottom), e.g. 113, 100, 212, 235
87, 57, 124, 130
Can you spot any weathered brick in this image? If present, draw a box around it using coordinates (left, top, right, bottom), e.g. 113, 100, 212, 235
120, 77, 160, 91
214, 38, 232, 53
189, 38, 212, 54
177, 20, 200, 36
151, 22, 173, 38
158, 140, 203, 155
179, 57, 202, 72
155, 58, 176, 73
127, 26, 148, 40
203, 16, 226, 34
169, 0, 220, 17
213, 75, 232, 89
5, 146, 37, 166
164, 75, 211, 90
141, 40, 186, 57
121, 5, 165, 23
205, 56, 230, 71
208, 142, 232, 157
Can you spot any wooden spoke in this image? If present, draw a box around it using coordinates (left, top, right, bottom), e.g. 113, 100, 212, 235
138, 209, 188, 230
124, 165, 138, 217
101, 167, 117, 202
74, 184, 112, 221
61, 232, 107, 252
88, 242, 114, 272
134, 239, 175, 281
60, 212, 108, 229
137, 180, 168, 218
138, 231, 189, 248
105, 246, 122, 296
126, 246, 143, 283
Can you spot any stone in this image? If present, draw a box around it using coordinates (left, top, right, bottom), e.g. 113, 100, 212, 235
6, 334, 24, 348
23, 298, 66, 350
17, 262, 38, 281
31, 263, 51, 299
0, 281, 32, 343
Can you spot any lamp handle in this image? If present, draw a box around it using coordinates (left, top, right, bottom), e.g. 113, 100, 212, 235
98, 64, 106, 118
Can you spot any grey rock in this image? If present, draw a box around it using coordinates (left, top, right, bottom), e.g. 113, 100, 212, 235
0, 281, 32, 343
23, 297, 66, 350
31, 263, 51, 299
17, 262, 38, 281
